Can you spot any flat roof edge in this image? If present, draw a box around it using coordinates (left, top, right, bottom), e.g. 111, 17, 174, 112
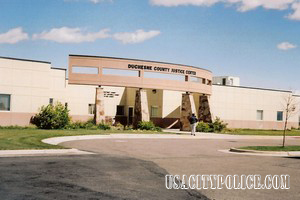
0, 56, 51, 64
69, 54, 212, 73
51, 67, 67, 71
212, 84, 292, 93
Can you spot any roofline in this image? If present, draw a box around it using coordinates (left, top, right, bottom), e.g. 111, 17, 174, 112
69, 54, 212, 73
212, 84, 292, 93
51, 67, 67, 71
0, 56, 51, 64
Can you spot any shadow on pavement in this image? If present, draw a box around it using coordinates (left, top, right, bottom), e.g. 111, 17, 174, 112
0, 154, 209, 200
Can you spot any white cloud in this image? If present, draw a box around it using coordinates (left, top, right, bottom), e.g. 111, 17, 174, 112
150, 0, 296, 10
0, 27, 29, 44
113, 30, 161, 44
227, 0, 294, 12
287, 2, 300, 20
277, 42, 297, 50
150, 0, 300, 20
33, 27, 110, 43
33, 27, 160, 44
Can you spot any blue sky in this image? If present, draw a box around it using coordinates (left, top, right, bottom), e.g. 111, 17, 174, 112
0, 0, 300, 90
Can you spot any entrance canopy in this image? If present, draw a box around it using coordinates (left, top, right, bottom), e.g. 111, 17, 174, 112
68, 55, 212, 95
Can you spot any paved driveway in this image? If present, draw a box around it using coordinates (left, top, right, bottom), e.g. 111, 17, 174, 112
0, 154, 206, 200
61, 135, 300, 200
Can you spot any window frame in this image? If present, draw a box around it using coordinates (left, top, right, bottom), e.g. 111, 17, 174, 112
116, 105, 125, 116
151, 106, 159, 118
88, 104, 96, 115
0, 94, 11, 112
49, 98, 54, 105
277, 111, 283, 121
256, 110, 264, 121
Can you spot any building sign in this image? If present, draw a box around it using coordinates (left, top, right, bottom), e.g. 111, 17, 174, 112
128, 64, 196, 76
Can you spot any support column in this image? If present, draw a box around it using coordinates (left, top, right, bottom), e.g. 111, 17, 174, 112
180, 92, 196, 131
133, 89, 150, 128
198, 95, 212, 123
95, 87, 105, 124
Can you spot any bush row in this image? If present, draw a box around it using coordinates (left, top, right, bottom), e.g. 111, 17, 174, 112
137, 121, 162, 131
30, 102, 162, 131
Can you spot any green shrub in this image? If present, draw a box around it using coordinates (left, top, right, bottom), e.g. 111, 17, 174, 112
31, 102, 70, 129
211, 117, 228, 132
84, 119, 96, 129
137, 121, 162, 131
196, 121, 212, 132
112, 122, 124, 131
66, 121, 86, 129
67, 118, 104, 130
124, 125, 134, 130
98, 123, 111, 130
196, 117, 227, 133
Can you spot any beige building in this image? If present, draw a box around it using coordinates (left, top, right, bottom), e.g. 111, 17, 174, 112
0, 55, 299, 130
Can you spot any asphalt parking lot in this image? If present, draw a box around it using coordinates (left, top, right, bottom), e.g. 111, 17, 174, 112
61, 136, 300, 200
0, 135, 299, 200
0, 154, 206, 200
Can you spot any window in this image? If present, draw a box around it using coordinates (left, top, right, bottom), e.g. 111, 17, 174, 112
277, 111, 283, 121
116, 105, 125, 116
0, 94, 11, 111
151, 106, 159, 117
202, 78, 206, 84
103, 68, 138, 77
72, 66, 99, 74
257, 110, 263, 120
88, 104, 95, 115
144, 72, 185, 81
190, 76, 200, 83
65, 102, 68, 108
49, 98, 54, 105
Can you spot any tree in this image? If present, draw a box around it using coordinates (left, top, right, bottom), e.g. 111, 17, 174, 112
282, 94, 299, 147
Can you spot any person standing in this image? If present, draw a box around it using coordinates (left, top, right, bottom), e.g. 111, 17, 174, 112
189, 113, 198, 136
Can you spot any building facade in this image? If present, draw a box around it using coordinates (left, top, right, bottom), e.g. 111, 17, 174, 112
0, 55, 299, 130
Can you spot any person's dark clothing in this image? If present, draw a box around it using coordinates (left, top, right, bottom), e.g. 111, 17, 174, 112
189, 116, 198, 124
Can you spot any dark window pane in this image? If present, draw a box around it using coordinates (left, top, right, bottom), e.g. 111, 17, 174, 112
0, 94, 10, 111
277, 111, 283, 121
116, 106, 125, 116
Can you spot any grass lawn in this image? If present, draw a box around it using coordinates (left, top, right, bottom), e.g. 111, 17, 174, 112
0, 129, 168, 150
221, 129, 300, 136
239, 145, 300, 151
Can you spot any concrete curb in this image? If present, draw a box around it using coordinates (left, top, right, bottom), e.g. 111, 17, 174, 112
0, 148, 95, 157
229, 147, 300, 157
